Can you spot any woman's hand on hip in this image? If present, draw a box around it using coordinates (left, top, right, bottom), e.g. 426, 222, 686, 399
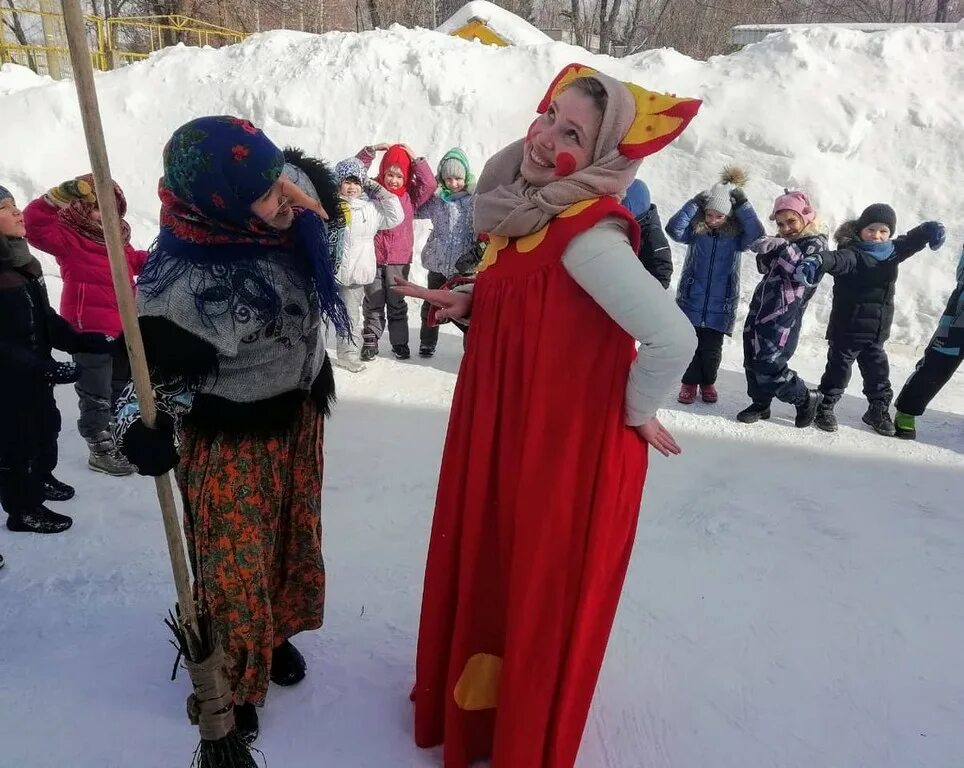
634, 416, 682, 457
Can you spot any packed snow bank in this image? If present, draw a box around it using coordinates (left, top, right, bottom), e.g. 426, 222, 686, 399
436, 0, 553, 45
0, 24, 961, 347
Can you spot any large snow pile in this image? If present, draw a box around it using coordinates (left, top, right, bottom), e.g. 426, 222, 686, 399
0, 25, 961, 348
1, 25, 963, 768
436, 0, 553, 45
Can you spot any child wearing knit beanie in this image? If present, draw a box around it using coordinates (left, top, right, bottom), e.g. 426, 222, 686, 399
415, 147, 479, 358
790, 202, 945, 435
665, 166, 764, 405
738, 188, 828, 428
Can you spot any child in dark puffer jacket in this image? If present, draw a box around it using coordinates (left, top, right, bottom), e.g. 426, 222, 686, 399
893, 243, 964, 440
0, 184, 113, 534
622, 180, 673, 289
666, 167, 764, 405
793, 203, 945, 435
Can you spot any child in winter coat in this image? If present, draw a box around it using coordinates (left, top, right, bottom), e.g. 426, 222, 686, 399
332, 156, 404, 372
356, 143, 437, 361
894, 243, 964, 439
415, 148, 477, 358
738, 189, 827, 427
24, 176, 147, 476
666, 167, 764, 404
622, 180, 673, 289
0, 184, 113, 533
794, 203, 946, 435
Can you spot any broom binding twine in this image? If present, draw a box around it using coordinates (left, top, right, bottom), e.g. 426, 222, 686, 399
184, 647, 237, 741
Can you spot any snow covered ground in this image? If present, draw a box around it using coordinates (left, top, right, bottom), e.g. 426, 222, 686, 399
1, 21, 963, 768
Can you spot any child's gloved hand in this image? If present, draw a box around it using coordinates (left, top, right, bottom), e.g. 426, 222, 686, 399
47, 178, 95, 207
729, 188, 748, 207
793, 254, 822, 287
748, 236, 787, 254
121, 414, 179, 477
43, 360, 81, 385
922, 221, 945, 250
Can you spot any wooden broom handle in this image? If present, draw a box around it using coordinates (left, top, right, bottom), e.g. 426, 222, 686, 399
60, 0, 199, 638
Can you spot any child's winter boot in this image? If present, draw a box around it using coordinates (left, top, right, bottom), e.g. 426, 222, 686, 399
677, 383, 698, 404
794, 390, 823, 428
894, 411, 916, 440
814, 402, 838, 432
6, 506, 73, 534
700, 384, 718, 403
233, 703, 259, 744
419, 344, 436, 358
392, 344, 411, 360
43, 474, 75, 502
86, 431, 134, 476
737, 402, 771, 423
862, 402, 896, 437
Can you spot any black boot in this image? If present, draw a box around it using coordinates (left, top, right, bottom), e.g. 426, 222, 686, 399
795, 390, 823, 428
737, 402, 771, 424
360, 343, 378, 362
44, 474, 76, 502
270, 639, 306, 686
814, 402, 838, 432
862, 401, 896, 437
392, 344, 411, 360
7, 506, 73, 534
233, 703, 259, 744
419, 344, 435, 358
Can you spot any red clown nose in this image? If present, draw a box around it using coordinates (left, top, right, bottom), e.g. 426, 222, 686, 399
554, 152, 576, 177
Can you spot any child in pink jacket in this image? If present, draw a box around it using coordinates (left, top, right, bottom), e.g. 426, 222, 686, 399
356, 143, 437, 360
24, 175, 147, 476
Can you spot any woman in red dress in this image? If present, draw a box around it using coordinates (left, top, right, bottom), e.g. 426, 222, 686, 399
397, 64, 701, 768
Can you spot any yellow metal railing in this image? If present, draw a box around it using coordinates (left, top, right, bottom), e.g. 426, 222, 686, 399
0, 9, 246, 79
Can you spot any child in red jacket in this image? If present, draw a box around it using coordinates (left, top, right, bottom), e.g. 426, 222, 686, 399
24, 176, 147, 476
355, 143, 437, 360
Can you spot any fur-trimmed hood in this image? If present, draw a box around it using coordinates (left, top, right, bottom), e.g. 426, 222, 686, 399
833, 219, 861, 247
283, 147, 346, 232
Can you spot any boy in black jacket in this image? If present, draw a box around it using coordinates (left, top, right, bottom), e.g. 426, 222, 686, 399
0, 184, 112, 533
622, 180, 673, 289
794, 203, 945, 435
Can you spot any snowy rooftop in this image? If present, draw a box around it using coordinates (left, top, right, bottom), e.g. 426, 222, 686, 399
436, 0, 552, 45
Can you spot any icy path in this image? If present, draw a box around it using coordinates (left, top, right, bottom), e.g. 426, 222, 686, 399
1, 329, 961, 768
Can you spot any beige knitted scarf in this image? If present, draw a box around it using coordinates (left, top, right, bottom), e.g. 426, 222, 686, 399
474, 71, 642, 238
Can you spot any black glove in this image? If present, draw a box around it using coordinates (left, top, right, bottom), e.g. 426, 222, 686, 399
730, 188, 748, 207
43, 360, 81, 385
121, 414, 179, 476
79, 333, 114, 355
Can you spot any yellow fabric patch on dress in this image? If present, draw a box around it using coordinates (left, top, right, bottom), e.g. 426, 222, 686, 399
516, 225, 549, 253
558, 199, 598, 219
477, 235, 508, 273
453, 653, 503, 711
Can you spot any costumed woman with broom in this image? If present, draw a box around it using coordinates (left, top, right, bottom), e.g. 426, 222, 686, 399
114, 115, 350, 743
395, 65, 700, 767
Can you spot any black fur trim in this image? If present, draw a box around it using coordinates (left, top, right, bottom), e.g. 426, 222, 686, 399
309, 354, 336, 417
185, 390, 306, 435
135, 316, 219, 388
283, 148, 346, 232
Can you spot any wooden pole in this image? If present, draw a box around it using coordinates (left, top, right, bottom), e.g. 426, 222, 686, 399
59, 0, 199, 643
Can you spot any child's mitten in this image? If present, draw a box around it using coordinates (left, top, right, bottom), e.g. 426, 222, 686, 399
793, 254, 822, 288
922, 221, 946, 251
43, 360, 81, 385
47, 178, 95, 207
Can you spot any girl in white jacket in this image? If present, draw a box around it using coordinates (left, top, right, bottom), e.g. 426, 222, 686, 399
332, 157, 404, 372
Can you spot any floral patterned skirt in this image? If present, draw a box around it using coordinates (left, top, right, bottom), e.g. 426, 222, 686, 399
177, 399, 326, 706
